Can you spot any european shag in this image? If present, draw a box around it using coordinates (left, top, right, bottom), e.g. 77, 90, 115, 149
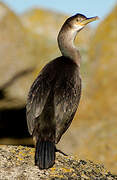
26, 14, 98, 169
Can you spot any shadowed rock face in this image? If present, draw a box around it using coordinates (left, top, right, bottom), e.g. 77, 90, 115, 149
0, 145, 117, 180
0, 108, 29, 138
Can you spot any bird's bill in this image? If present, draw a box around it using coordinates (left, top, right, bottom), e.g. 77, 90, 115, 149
80, 16, 99, 25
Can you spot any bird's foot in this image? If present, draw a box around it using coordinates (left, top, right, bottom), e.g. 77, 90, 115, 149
55, 148, 68, 156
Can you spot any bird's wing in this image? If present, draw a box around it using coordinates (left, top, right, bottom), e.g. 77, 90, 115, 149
54, 75, 81, 143
26, 66, 54, 135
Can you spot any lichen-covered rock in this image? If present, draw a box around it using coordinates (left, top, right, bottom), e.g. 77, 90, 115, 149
0, 145, 116, 180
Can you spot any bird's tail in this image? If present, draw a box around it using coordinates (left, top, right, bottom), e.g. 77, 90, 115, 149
35, 140, 55, 169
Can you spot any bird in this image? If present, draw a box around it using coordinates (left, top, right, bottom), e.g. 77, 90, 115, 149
26, 13, 98, 169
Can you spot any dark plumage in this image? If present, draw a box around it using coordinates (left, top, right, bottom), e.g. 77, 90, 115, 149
26, 13, 98, 169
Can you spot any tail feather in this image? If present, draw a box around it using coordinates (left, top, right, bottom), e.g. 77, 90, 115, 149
35, 140, 55, 169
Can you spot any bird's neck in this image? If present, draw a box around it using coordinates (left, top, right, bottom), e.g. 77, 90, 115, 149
57, 24, 81, 67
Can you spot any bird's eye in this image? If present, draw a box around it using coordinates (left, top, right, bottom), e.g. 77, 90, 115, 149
76, 19, 79, 22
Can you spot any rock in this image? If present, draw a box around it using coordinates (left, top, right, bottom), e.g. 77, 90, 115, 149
21, 8, 92, 67
0, 2, 36, 108
85, 5, 117, 121
0, 145, 117, 180
21, 8, 92, 47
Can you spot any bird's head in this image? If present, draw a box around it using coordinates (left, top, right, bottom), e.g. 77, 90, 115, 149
66, 13, 99, 31
58, 13, 99, 63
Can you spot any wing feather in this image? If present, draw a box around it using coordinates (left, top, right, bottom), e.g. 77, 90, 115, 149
54, 72, 81, 143
26, 64, 55, 135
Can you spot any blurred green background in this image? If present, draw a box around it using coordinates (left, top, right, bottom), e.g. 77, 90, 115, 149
0, 1, 117, 174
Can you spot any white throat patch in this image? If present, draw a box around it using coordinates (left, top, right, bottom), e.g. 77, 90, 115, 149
73, 24, 84, 31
